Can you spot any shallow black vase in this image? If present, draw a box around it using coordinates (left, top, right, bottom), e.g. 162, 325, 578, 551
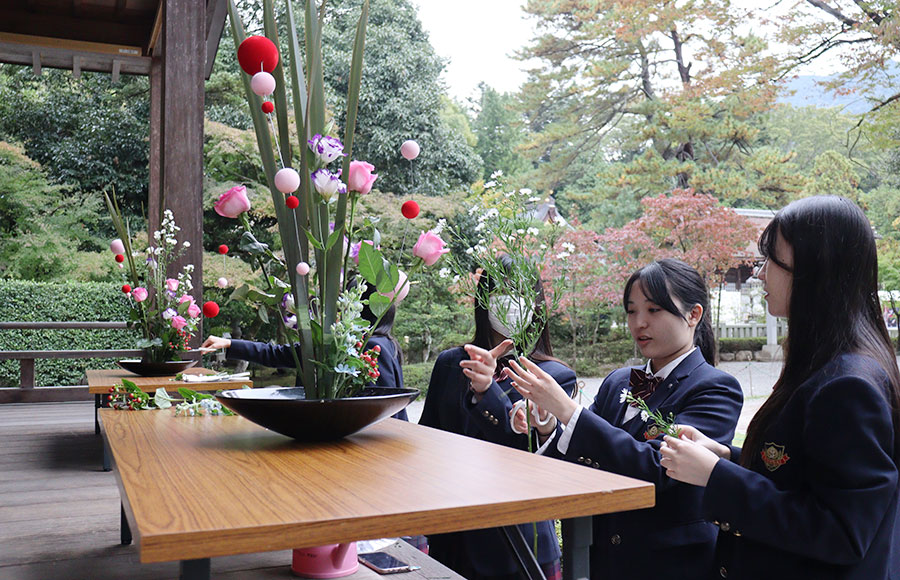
215, 386, 419, 442
117, 358, 197, 377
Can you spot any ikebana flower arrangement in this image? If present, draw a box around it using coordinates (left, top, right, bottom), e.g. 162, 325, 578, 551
105, 192, 220, 364
619, 387, 682, 438
224, 0, 447, 399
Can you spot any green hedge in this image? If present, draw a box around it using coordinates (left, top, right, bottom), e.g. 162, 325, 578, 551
718, 337, 770, 353
0, 280, 138, 386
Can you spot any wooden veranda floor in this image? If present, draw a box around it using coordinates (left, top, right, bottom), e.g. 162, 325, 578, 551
0, 402, 454, 580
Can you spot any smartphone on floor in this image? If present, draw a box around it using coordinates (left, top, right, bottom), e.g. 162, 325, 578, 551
358, 551, 420, 574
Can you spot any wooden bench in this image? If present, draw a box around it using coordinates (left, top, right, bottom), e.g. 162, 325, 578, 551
0, 321, 142, 402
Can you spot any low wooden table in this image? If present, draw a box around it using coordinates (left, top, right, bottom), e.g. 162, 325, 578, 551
100, 410, 655, 580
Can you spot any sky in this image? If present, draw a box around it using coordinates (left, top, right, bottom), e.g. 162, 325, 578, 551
414, 0, 534, 103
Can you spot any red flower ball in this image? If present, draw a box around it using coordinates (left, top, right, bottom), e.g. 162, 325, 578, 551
261, 101, 275, 114
202, 301, 220, 318
401, 200, 420, 219
218, 244, 229, 255
114, 254, 125, 263
285, 195, 300, 209
121, 284, 132, 294
237, 36, 279, 75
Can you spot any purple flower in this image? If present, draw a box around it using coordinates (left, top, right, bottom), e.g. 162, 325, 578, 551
311, 169, 346, 203
284, 314, 298, 329
307, 134, 345, 164
162, 308, 177, 320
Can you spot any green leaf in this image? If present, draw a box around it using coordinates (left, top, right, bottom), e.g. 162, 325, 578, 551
325, 228, 344, 251
305, 229, 325, 251
257, 306, 270, 324
357, 242, 383, 285
230, 284, 251, 301
238, 231, 270, 256
367, 292, 391, 319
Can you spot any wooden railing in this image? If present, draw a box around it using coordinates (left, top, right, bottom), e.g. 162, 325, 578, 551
0, 322, 141, 395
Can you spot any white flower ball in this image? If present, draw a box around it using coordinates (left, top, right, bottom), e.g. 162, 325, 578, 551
400, 139, 420, 161
274, 167, 301, 194
216, 277, 228, 288
250, 71, 276, 96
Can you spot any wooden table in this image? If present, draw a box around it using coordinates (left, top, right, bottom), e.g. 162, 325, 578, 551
100, 410, 655, 580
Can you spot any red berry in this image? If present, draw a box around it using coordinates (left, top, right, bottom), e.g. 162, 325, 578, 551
286, 195, 299, 209
114, 254, 125, 263
373, 345, 381, 353
203, 301, 220, 317
261, 101, 275, 114
122, 284, 132, 294
401, 200, 420, 219
218, 244, 228, 254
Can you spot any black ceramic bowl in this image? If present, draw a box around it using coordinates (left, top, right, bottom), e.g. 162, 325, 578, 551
215, 386, 419, 441
117, 359, 197, 377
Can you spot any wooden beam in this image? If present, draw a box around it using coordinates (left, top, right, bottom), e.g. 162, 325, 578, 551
0, 32, 142, 57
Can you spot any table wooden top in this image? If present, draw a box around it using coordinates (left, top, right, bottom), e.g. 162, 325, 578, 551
100, 409, 655, 564
86, 368, 253, 393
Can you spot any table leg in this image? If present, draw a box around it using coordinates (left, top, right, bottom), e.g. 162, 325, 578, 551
95, 394, 101, 435
102, 434, 111, 472
121, 503, 132, 545
500, 525, 546, 580
179, 558, 211, 580
561, 517, 592, 580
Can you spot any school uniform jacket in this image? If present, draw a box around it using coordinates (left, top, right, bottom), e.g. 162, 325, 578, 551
418, 346, 577, 577
703, 353, 900, 580
226, 335, 408, 421
535, 348, 743, 580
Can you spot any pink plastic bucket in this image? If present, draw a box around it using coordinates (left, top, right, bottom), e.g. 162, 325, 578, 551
291, 543, 359, 578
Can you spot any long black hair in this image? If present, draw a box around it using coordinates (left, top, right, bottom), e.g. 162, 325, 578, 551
622, 258, 717, 365
350, 277, 402, 364
469, 255, 563, 366
742, 195, 900, 465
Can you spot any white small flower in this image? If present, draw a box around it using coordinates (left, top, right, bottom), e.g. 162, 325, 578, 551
640, 410, 650, 423
540, 244, 547, 250
562, 242, 575, 252
183, 241, 191, 248
527, 227, 540, 236
490, 169, 503, 179
439, 268, 450, 279
433, 219, 447, 234
517, 228, 525, 235
465, 247, 474, 255
484, 180, 497, 189
468, 205, 480, 215
452, 275, 460, 284
474, 222, 486, 232
519, 188, 532, 195
529, 196, 542, 202
556, 251, 570, 260
619, 388, 629, 404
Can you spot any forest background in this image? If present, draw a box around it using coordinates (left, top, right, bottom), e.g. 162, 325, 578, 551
1, 0, 899, 387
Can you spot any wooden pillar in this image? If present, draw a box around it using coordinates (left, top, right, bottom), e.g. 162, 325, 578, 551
149, 0, 206, 346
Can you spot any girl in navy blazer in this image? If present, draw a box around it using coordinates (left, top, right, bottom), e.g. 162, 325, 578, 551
419, 264, 576, 580
504, 258, 743, 579
201, 284, 409, 420
661, 196, 900, 579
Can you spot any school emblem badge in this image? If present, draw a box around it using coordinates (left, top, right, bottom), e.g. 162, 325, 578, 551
643, 424, 661, 440
760, 442, 790, 471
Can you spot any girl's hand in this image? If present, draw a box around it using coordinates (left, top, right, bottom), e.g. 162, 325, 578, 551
506, 357, 578, 425
201, 336, 231, 350
660, 434, 721, 487
460, 340, 514, 394
673, 424, 731, 460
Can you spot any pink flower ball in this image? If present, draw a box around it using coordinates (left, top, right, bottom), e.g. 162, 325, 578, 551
110, 239, 125, 254
250, 71, 276, 96
275, 167, 301, 194
216, 277, 229, 288
296, 262, 310, 276
401, 140, 420, 161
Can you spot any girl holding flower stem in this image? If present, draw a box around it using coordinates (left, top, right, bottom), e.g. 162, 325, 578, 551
659, 196, 900, 579
419, 260, 576, 580
505, 259, 743, 580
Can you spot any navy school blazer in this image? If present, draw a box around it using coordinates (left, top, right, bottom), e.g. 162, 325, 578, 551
518, 348, 743, 580
418, 346, 577, 576
703, 353, 899, 580
226, 335, 408, 421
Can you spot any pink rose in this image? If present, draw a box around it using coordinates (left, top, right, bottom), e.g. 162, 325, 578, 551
179, 294, 194, 304
347, 160, 378, 195
187, 303, 201, 319
166, 278, 179, 292
131, 287, 148, 302
171, 316, 187, 331
214, 185, 251, 218
413, 231, 449, 266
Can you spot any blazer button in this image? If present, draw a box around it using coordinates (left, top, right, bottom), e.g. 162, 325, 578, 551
584, 457, 592, 464
719, 522, 731, 532
592, 462, 600, 469
492, 418, 499, 425
719, 566, 728, 578
483, 410, 490, 417
610, 534, 621, 545
577, 457, 585, 463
